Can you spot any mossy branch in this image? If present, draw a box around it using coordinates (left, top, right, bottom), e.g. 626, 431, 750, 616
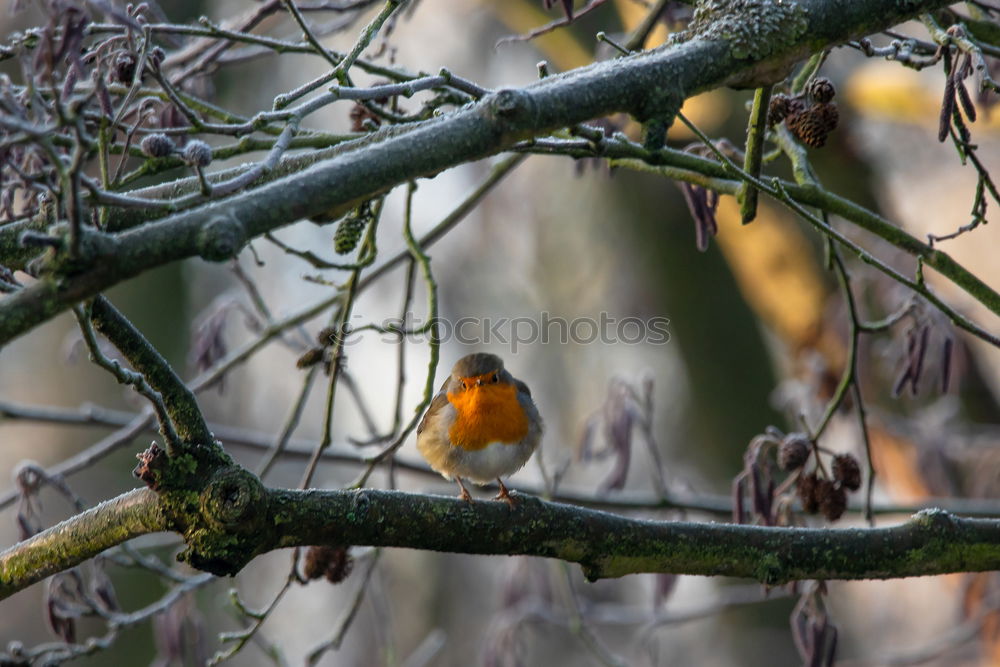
0, 488, 165, 599
268, 490, 1000, 584
88, 296, 215, 451
0, 0, 959, 346
4, 479, 1000, 602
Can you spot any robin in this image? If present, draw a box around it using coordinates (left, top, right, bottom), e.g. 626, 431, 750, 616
417, 353, 542, 505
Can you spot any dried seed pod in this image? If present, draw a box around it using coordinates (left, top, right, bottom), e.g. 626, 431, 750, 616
334, 213, 366, 254
787, 102, 839, 148
323, 546, 354, 583
182, 140, 212, 167
296, 347, 324, 369
349, 103, 381, 132
817, 479, 848, 521
778, 433, 811, 471
112, 52, 137, 84
149, 46, 166, 69
785, 94, 807, 118
797, 472, 820, 514
832, 454, 861, 492
302, 546, 354, 583
767, 93, 791, 127
302, 545, 328, 580
807, 77, 836, 104
139, 133, 175, 158
96, 77, 113, 116
316, 326, 340, 347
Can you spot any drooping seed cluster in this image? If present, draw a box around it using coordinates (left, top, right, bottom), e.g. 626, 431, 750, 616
334, 201, 376, 254
767, 77, 840, 148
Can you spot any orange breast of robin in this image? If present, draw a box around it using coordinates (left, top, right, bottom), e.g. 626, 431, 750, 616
447, 380, 530, 451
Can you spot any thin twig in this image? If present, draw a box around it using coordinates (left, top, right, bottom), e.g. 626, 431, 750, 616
305, 550, 382, 665
299, 202, 383, 489
356, 181, 439, 483
72, 304, 182, 452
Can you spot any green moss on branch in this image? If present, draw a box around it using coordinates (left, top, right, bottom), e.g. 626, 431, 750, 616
266, 489, 1000, 584
0, 488, 166, 599
4, 483, 1000, 602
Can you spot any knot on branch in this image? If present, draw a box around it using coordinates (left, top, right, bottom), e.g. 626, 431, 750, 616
23, 224, 120, 276
911, 508, 958, 534
174, 465, 270, 577
132, 438, 266, 577
197, 214, 246, 262
200, 466, 266, 531
486, 89, 536, 128
753, 552, 787, 586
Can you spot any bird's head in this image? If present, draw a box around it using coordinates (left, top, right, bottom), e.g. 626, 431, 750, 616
448, 352, 513, 393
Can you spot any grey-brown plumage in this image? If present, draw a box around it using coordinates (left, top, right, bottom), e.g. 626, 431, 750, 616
416, 353, 542, 504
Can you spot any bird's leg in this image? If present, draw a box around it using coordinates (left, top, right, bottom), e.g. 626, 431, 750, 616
494, 478, 517, 507
455, 477, 473, 502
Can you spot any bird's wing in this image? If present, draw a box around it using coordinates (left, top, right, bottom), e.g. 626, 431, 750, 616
514, 378, 532, 398
417, 383, 451, 435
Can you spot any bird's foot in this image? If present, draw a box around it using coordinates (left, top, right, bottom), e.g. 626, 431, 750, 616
493, 479, 517, 507
456, 478, 473, 503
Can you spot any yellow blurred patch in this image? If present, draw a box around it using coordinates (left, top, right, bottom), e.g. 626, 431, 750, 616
615, 92, 731, 142
713, 197, 828, 350
845, 60, 1000, 129
489, 1, 728, 137
489, 0, 593, 72
613, 0, 669, 47
844, 61, 936, 123
611, 0, 728, 139
868, 425, 931, 502
672, 92, 731, 139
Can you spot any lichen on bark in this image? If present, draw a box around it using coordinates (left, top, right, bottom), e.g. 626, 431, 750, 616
678, 0, 809, 60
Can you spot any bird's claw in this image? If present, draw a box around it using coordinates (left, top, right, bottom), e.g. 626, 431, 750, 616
494, 479, 517, 507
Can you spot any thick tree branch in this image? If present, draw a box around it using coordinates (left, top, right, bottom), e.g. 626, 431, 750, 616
271, 489, 1000, 584
6, 400, 1000, 519
0, 488, 165, 599
0, 0, 959, 346
88, 296, 214, 449
3, 483, 1000, 602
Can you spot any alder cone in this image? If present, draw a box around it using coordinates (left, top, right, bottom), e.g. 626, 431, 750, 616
778, 433, 810, 471
787, 102, 839, 148
797, 472, 820, 514
807, 77, 836, 104
767, 93, 792, 127
349, 103, 381, 132
818, 480, 848, 521
302, 545, 354, 583
832, 454, 862, 492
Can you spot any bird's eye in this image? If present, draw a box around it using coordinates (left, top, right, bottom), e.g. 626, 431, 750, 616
491, 373, 499, 383
460, 380, 468, 390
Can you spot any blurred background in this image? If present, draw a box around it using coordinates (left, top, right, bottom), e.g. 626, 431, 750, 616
2, 0, 1000, 665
